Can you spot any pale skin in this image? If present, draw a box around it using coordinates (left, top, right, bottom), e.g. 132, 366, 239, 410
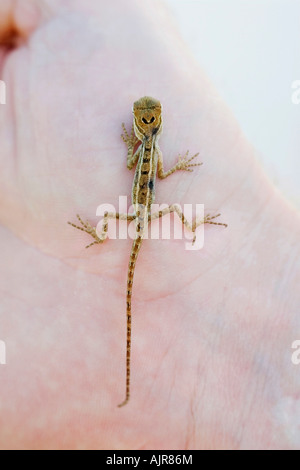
0, 0, 300, 450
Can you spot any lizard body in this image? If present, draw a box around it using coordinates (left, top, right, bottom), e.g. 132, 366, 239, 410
68, 96, 227, 407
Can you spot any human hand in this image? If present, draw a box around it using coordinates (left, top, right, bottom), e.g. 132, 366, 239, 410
0, 0, 299, 449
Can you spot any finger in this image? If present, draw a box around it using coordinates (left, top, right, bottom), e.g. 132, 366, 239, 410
0, 0, 45, 43
76, 214, 87, 228
67, 222, 86, 232
187, 152, 199, 163
122, 123, 129, 139
206, 214, 221, 221
0, 0, 53, 74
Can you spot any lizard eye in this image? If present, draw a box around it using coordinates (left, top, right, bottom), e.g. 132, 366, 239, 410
142, 117, 155, 124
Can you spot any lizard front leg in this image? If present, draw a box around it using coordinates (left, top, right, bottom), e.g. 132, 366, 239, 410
157, 148, 202, 179
121, 123, 141, 169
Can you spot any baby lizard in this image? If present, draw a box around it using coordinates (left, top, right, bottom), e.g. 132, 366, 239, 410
68, 96, 227, 407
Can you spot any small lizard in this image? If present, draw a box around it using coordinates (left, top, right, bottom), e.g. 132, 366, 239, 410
68, 96, 227, 407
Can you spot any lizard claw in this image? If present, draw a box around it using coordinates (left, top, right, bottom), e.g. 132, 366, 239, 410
67, 214, 105, 247
121, 123, 139, 148
176, 150, 202, 172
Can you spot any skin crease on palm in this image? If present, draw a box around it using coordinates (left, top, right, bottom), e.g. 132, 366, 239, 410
0, 0, 299, 450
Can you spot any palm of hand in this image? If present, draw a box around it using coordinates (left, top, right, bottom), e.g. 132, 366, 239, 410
0, 1, 299, 450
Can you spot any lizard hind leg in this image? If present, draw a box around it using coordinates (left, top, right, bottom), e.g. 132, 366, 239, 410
149, 205, 227, 245
67, 212, 135, 249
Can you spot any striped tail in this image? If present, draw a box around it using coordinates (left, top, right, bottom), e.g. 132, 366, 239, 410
118, 235, 143, 407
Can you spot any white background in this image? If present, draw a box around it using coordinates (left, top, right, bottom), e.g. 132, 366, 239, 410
165, 0, 300, 208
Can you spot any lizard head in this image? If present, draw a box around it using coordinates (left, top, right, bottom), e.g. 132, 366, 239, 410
133, 96, 163, 140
